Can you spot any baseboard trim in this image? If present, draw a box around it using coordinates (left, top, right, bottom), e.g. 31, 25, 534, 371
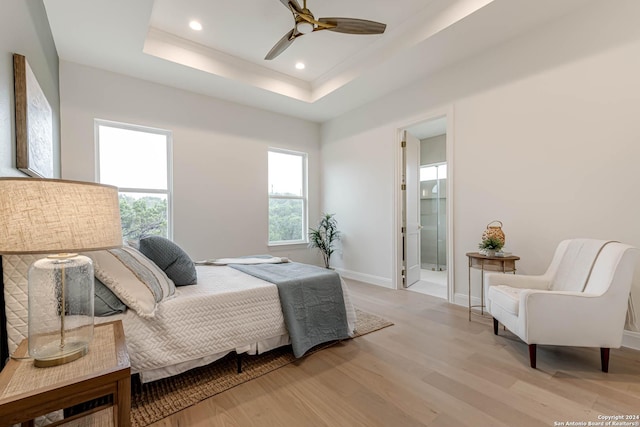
454, 292, 480, 308
454, 293, 640, 350
334, 268, 393, 288
622, 330, 640, 350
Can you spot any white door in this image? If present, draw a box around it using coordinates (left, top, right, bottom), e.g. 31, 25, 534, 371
403, 131, 421, 287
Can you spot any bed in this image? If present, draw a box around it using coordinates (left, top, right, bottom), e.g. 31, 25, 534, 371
1, 243, 356, 384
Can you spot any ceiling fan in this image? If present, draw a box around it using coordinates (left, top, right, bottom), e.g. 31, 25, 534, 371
265, 0, 387, 60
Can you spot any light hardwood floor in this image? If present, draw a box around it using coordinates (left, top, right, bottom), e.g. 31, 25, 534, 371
150, 280, 640, 426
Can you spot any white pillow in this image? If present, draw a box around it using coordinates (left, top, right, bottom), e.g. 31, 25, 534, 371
84, 246, 176, 318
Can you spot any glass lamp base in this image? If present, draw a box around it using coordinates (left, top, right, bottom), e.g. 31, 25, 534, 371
28, 254, 95, 368
33, 340, 89, 368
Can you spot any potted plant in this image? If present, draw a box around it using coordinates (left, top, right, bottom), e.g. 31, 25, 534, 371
309, 213, 340, 269
478, 236, 504, 257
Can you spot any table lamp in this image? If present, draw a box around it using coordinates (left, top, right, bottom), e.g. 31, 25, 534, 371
0, 178, 122, 367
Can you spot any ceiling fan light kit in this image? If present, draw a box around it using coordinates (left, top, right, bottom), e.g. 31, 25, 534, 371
265, 0, 387, 60
296, 21, 314, 34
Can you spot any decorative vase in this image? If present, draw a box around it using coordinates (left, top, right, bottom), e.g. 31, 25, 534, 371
482, 220, 505, 247
485, 249, 496, 257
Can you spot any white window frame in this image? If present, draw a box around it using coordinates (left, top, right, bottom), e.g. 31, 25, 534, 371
268, 147, 308, 246
94, 119, 174, 239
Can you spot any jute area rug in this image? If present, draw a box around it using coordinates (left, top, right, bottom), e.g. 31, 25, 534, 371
131, 308, 393, 426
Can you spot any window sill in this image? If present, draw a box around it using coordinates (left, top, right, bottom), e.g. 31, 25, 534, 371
268, 241, 309, 249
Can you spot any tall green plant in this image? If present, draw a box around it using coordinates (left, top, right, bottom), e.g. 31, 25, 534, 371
309, 213, 340, 268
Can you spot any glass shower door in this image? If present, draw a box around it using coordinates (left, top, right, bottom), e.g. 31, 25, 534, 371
420, 163, 447, 271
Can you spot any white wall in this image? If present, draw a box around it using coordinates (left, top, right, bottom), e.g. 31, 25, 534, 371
60, 62, 322, 264
322, 125, 396, 286
0, 0, 60, 178
321, 0, 640, 332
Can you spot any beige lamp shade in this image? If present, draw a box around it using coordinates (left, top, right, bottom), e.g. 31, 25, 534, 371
0, 178, 123, 254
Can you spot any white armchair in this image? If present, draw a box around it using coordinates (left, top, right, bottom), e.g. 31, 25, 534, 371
486, 239, 637, 372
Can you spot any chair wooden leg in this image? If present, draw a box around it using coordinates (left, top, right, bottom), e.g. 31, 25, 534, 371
493, 318, 498, 335
528, 344, 537, 369
600, 348, 610, 373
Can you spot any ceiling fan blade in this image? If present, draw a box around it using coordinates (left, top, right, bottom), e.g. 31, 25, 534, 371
265, 28, 297, 60
318, 17, 386, 35
279, 0, 302, 14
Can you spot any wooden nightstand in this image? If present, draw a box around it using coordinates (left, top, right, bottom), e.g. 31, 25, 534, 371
0, 320, 130, 427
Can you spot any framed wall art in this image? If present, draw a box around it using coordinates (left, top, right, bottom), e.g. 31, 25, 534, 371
13, 53, 53, 178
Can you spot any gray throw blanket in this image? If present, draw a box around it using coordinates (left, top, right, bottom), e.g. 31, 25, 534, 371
230, 262, 350, 357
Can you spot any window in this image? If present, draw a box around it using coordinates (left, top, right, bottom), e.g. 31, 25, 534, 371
268, 149, 307, 245
96, 120, 172, 241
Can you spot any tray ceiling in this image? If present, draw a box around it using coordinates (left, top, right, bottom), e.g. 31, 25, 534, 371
43, 0, 592, 121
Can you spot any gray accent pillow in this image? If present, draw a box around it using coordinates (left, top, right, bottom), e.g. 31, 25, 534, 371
139, 236, 197, 286
94, 277, 127, 316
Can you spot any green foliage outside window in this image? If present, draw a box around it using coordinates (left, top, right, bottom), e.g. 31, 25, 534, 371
119, 194, 168, 241
269, 198, 303, 242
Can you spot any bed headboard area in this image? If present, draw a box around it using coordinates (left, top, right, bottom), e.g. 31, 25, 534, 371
1, 255, 53, 370
1, 256, 10, 369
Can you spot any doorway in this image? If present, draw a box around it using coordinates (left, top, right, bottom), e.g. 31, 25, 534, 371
399, 114, 453, 301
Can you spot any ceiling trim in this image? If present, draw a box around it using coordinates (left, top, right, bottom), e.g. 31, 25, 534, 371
311, 0, 494, 100
144, 28, 313, 102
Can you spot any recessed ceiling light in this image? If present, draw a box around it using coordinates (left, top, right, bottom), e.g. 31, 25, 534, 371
295, 62, 305, 70
189, 20, 202, 31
